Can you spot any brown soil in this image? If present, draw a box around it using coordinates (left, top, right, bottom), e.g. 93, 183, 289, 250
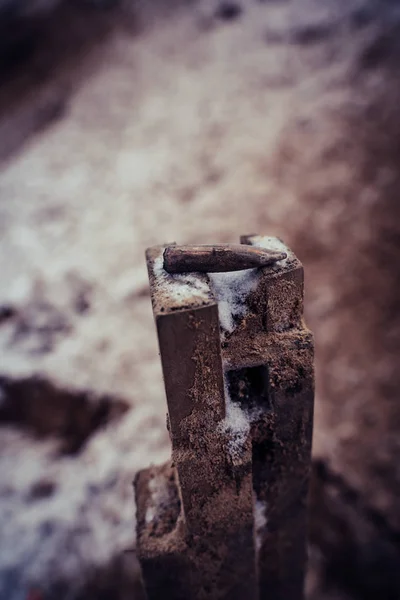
1, 0, 400, 599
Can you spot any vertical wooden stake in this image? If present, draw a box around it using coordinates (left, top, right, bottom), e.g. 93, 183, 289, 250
135, 236, 314, 600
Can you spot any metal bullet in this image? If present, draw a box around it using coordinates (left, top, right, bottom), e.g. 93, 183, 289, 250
163, 244, 287, 273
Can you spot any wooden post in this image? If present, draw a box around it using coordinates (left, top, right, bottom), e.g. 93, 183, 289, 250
235, 235, 314, 600
134, 236, 314, 600
136, 245, 257, 600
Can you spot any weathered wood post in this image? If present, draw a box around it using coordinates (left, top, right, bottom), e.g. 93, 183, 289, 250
134, 235, 314, 600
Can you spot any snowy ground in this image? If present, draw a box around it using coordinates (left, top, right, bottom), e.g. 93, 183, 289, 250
1, 0, 400, 598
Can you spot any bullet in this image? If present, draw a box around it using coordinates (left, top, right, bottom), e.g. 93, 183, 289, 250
163, 244, 287, 273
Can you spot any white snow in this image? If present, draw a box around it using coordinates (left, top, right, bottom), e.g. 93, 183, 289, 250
208, 269, 260, 334
145, 474, 169, 525
218, 376, 251, 465
252, 236, 289, 267
208, 237, 289, 334
153, 252, 211, 305
0, 405, 170, 597
254, 497, 268, 553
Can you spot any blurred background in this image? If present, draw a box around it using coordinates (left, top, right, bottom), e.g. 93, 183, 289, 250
0, 0, 400, 598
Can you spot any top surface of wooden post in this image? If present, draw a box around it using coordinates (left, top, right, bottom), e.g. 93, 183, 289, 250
146, 245, 216, 316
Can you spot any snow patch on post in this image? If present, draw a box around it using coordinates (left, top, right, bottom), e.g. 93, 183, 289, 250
251, 236, 289, 267
153, 252, 211, 305
145, 474, 169, 525
217, 376, 251, 465
208, 269, 259, 334
208, 237, 289, 334
254, 498, 268, 553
